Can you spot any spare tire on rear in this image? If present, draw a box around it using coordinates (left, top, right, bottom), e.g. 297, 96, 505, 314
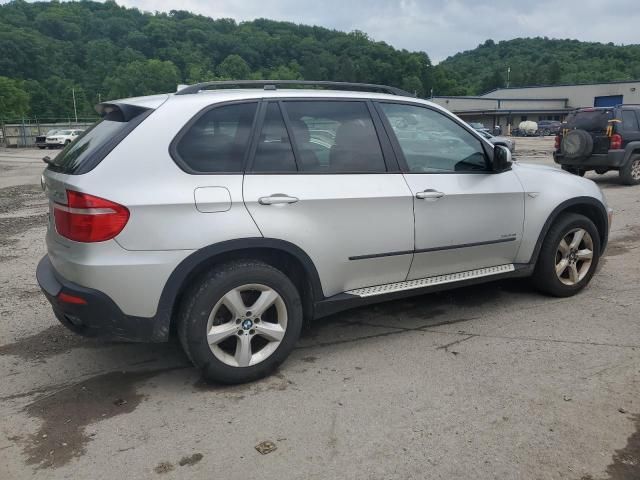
561, 130, 593, 159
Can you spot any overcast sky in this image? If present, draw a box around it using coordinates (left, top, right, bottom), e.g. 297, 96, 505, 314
7, 0, 640, 62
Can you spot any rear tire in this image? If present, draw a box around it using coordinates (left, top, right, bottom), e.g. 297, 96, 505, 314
619, 154, 640, 185
532, 213, 600, 297
178, 260, 303, 384
595, 168, 608, 175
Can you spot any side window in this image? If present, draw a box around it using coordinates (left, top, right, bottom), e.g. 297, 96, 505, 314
282, 101, 386, 173
379, 103, 489, 173
174, 102, 257, 173
622, 110, 639, 131
252, 103, 297, 172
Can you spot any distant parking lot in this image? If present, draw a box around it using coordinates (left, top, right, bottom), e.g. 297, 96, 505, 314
1, 137, 638, 479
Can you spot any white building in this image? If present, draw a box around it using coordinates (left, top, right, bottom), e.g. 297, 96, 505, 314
431, 80, 640, 131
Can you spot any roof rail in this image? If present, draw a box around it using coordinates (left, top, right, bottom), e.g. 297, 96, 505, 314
174, 80, 414, 97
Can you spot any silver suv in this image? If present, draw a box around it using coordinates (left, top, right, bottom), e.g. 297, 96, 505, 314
37, 81, 612, 384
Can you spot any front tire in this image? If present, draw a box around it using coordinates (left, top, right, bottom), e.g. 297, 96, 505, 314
178, 260, 303, 384
619, 154, 640, 185
532, 213, 600, 297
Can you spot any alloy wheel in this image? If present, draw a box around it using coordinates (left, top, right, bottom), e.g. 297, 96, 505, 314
631, 158, 640, 181
554, 228, 594, 286
206, 284, 287, 367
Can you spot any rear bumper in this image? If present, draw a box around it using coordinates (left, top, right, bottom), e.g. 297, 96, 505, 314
553, 150, 626, 168
36, 255, 163, 342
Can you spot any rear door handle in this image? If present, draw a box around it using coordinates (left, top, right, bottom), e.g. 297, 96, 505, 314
258, 194, 299, 205
415, 189, 445, 200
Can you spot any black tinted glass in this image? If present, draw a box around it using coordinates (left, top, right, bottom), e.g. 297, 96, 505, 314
253, 103, 297, 172
283, 101, 386, 173
176, 102, 257, 173
49, 120, 126, 173
622, 110, 639, 131
566, 110, 613, 131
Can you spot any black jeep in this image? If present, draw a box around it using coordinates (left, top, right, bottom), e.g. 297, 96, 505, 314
553, 105, 640, 185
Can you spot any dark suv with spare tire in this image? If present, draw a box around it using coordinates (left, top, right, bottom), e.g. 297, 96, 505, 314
554, 105, 640, 185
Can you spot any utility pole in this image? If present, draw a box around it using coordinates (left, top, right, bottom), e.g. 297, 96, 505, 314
72, 87, 78, 124
506, 66, 511, 88
430, 87, 434, 99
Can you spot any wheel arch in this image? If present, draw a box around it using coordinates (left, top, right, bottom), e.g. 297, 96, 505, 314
624, 141, 640, 162
150, 238, 324, 342
530, 197, 609, 266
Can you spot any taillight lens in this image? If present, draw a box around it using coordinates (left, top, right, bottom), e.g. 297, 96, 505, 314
610, 133, 622, 150
53, 190, 129, 242
554, 135, 561, 150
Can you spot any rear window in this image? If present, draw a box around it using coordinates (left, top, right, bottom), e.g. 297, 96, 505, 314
48, 108, 151, 175
566, 109, 613, 131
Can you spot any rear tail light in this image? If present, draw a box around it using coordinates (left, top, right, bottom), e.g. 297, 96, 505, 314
58, 292, 87, 305
53, 190, 129, 242
554, 135, 561, 150
610, 133, 623, 150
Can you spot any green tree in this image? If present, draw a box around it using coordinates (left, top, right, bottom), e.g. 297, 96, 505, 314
401, 75, 424, 97
0, 76, 29, 118
103, 60, 181, 99
217, 54, 250, 79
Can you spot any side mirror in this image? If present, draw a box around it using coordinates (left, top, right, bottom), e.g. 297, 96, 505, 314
493, 145, 512, 172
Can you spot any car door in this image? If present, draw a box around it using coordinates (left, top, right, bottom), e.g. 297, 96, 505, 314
376, 101, 525, 280
243, 99, 415, 297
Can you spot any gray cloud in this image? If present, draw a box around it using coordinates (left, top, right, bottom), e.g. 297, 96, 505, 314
10, 0, 640, 62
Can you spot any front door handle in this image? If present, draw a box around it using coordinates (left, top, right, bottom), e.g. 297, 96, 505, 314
415, 189, 445, 200
258, 194, 299, 205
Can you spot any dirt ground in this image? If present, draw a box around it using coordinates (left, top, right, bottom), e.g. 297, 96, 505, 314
0, 137, 638, 479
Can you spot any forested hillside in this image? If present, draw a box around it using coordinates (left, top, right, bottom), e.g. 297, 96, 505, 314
1, 1, 639, 119
0, 0, 434, 118
438, 37, 640, 95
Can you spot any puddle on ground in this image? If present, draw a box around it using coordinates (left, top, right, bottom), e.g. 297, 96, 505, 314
21, 369, 175, 469
605, 414, 640, 480
0, 325, 107, 362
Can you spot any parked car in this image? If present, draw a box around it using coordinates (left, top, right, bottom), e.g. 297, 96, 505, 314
36, 129, 60, 149
468, 122, 491, 135
45, 129, 84, 148
477, 129, 516, 153
537, 120, 562, 136
37, 80, 612, 384
554, 105, 640, 185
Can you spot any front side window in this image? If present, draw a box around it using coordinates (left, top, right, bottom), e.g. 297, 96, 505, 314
175, 102, 257, 173
379, 103, 489, 173
282, 101, 386, 173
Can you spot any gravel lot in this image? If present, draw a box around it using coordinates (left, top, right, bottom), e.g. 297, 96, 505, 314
1, 137, 638, 479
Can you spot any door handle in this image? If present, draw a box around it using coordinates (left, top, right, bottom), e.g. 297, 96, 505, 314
258, 194, 299, 205
415, 189, 445, 200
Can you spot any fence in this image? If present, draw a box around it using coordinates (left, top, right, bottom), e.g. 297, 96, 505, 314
0, 118, 97, 148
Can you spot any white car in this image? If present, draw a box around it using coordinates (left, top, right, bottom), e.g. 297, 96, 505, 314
45, 129, 84, 148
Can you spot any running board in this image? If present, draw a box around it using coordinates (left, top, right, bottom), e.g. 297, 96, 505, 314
345, 264, 516, 298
